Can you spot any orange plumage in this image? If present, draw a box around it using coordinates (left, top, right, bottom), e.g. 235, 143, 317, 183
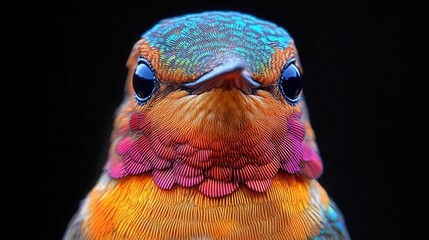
84, 173, 329, 239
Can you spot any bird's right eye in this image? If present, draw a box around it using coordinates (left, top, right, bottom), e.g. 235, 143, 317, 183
133, 57, 157, 105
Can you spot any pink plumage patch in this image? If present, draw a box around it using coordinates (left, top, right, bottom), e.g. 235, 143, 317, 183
198, 179, 239, 198
301, 141, 323, 178
275, 115, 305, 173
106, 112, 316, 197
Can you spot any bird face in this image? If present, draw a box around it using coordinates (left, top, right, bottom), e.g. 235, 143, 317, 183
106, 11, 322, 197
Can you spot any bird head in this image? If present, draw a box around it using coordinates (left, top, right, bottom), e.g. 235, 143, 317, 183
106, 11, 323, 197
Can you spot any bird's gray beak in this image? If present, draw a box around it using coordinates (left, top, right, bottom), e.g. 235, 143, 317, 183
181, 60, 260, 94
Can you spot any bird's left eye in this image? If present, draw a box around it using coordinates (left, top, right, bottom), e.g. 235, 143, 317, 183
133, 57, 157, 105
278, 59, 303, 105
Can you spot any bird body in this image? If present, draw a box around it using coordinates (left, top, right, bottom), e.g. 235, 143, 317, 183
64, 11, 350, 239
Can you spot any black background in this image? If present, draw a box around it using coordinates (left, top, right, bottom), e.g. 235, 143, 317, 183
13, 0, 424, 239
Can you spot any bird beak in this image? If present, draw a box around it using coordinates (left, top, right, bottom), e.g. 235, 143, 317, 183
182, 60, 260, 94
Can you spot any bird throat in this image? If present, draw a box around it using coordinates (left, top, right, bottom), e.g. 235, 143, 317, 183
106, 89, 306, 197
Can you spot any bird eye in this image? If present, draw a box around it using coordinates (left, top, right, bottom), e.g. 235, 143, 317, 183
278, 59, 303, 105
133, 58, 157, 104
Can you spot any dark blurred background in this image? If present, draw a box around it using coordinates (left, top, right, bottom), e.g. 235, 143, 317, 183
13, 0, 424, 239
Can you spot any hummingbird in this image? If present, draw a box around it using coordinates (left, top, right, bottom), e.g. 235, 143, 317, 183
64, 11, 350, 240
